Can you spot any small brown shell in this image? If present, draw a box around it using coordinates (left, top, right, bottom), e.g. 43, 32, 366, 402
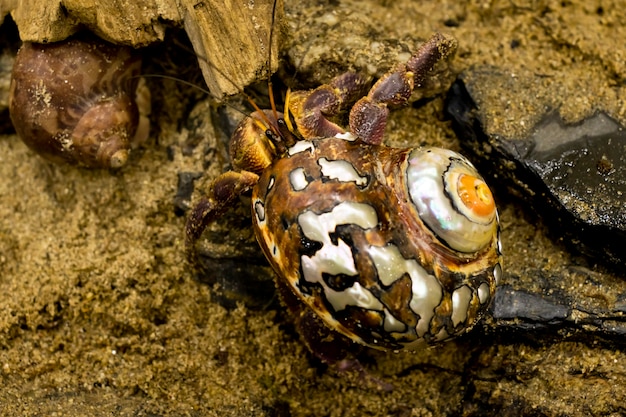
9, 35, 145, 168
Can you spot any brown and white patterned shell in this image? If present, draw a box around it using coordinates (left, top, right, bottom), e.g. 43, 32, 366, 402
252, 134, 502, 351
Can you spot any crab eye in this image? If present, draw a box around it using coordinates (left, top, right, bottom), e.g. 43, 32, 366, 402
406, 148, 497, 253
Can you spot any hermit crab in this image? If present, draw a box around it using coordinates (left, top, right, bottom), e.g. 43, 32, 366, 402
186, 33, 502, 362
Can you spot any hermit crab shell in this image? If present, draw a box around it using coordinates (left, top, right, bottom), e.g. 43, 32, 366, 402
252, 135, 502, 351
9, 37, 142, 168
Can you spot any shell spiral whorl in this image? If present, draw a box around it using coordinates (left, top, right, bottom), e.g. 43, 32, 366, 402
9, 35, 145, 168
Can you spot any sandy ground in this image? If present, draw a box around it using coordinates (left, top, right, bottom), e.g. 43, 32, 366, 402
1, 0, 625, 416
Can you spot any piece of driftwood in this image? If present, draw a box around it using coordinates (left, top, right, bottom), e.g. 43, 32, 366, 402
179, 0, 281, 96
0, 0, 282, 96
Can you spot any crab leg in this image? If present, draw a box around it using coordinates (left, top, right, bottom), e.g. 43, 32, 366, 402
286, 33, 457, 145
185, 170, 259, 259
349, 33, 457, 145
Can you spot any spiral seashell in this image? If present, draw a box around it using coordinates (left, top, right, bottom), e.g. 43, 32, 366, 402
251, 136, 502, 351
9, 35, 147, 168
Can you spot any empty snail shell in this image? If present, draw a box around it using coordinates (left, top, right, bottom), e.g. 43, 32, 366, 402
9, 35, 148, 168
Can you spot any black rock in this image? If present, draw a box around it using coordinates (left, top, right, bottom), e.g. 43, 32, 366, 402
488, 266, 626, 348
446, 67, 626, 267
173, 171, 203, 216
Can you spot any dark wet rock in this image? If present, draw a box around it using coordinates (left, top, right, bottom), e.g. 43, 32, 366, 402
493, 285, 570, 323
191, 201, 277, 310
195, 255, 277, 310
173, 171, 202, 216
446, 66, 626, 267
487, 265, 626, 347
491, 285, 626, 346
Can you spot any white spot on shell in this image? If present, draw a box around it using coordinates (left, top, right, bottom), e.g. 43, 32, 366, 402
288, 140, 314, 156
301, 242, 383, 312
334, 132, 357, 141
254, 199, 265, 223
451, 285, 473, 327
289, 167, 309, 191
477, 282, 491, 304
298, 202, 381, 312
493, 263, 503, 285
367, 244, 443, 338
318, 157, 368, 186
383, 308, 405, 332
298, 202, 377, 243
433, 328, 450, 342
409, 266, 444, 338
339, 281, 383, 310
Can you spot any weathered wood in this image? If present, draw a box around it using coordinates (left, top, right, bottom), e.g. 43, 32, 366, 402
4, 0, 174, 45
0, 0, 282, 96
178, 0, 282, 97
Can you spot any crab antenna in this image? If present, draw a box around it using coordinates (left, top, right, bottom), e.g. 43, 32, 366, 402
284, 88, 296, 134
267, 0, 280, 124
140, 74, 253, 121
163, 23, 282, 138
244, 95, 280, 138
